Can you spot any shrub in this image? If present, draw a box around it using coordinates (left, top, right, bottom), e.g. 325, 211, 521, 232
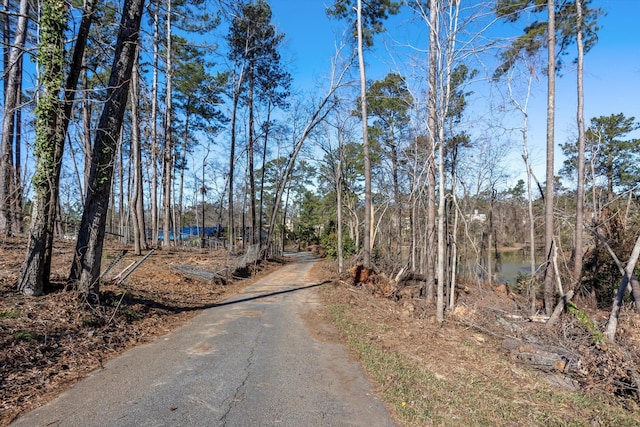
321, 231, 356, 260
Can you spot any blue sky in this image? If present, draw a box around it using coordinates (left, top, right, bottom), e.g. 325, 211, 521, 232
265, 0, 640, 187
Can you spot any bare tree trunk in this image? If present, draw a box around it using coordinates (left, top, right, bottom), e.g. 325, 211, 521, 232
12, 59, 23, 234
436, 118, 446, 321
82, 64, 91, 196
389, 127, 401, 264
631, 275, 640, 313
200, 146, 210, 249
425, 0, 438, 305
525, 166, 537, 313
124, 152, 132, 243
241, 168, 247, 250
55, 201, 63, 236
130, 47, 145, 255
118, 136, 124, 242
333, 122, 346, 273
605, 234, 640, 341
411, 197, 417, 271
248, 73, 257, 245
337, 168, 344, 273
228, 54, 248, 253
2, 0, 24, 234
2, 0, 9, 101
543, 0, 557, 315
150, 0, 160, 247
0, 0, 28, 235
347, 201, 360, 253
487, 231, 492, 285
228, 83, 240, 253
281, 183, 291, 255
435, 0, 462, 322
171, 152, 178, 246
258, 103, 272, 249
108, 177, 114, 236
69, 0, 144, 298
356, 0, 372, 268
410, 144, 418, 271
572, 0, 586, 286
177, 105, 190, 246
54, 0, 98, 214
449, 193, 459, 309
162, 0, 173, 249
590, 152, 598, 219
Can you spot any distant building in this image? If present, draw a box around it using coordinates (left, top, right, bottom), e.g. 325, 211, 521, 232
467, 209, 487, 223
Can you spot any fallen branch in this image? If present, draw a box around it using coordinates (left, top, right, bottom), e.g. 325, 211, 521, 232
99, 249, 128, 280
112, 261, 136, 285
105, 250, 156, 326
546, 290, 574, 328
116, 249, 155, 285
529, 315, 550, 323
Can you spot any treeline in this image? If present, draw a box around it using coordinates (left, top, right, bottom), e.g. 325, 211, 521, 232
1, 0, 639, 340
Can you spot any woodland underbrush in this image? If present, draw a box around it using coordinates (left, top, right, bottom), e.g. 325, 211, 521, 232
313, 257, 640, 425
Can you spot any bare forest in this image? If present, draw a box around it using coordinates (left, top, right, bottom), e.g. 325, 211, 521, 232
2, 0, 640, 424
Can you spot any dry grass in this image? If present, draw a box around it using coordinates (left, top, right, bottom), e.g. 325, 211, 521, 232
310, 260, 640, 426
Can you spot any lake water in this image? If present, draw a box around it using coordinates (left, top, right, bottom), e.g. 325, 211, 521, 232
497, 260, 532, 283
496, 250, 533, 284
459, 250, 533, 284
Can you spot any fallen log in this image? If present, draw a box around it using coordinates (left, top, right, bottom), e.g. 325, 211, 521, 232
396, 271, 428, 285
502, 338, 580, 373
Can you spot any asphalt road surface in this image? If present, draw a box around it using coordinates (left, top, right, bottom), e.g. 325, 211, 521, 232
12, 252, 395, 427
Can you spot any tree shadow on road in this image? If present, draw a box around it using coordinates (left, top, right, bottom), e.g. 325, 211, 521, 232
122, 280, 333, 314
213, 280, 333, 307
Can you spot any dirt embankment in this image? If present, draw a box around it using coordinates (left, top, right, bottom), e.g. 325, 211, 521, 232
309, 259, 640, 425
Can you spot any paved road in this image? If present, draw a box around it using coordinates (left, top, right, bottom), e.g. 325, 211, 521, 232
12, 252, 395, 427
